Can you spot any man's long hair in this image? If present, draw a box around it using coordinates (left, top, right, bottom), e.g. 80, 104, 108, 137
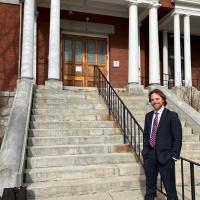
148, 89, 167, 106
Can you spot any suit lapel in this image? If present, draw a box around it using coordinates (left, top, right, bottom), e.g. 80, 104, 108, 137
157, 108, 168, 130
148, 111, 154, 136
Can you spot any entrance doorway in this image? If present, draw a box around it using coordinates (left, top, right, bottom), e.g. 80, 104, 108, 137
62, 35, 108, 87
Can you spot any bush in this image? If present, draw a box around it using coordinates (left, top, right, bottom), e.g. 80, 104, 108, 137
174, 86, 200, 112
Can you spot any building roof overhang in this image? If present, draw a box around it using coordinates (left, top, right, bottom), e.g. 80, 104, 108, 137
159, 0, 200, 36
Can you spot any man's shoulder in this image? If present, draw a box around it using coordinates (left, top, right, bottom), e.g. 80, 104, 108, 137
165, 108, 178, 115
145, 110, 154, 117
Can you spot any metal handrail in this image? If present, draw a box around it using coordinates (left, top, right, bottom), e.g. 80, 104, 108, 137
94, 65, 144, 163
94, 65, 200, 200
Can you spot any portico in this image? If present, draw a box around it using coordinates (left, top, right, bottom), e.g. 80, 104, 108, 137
18, 0, 200, 90
159, 0, 200, 88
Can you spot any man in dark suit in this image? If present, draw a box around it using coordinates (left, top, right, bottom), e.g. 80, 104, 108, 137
142, 89, 182, 200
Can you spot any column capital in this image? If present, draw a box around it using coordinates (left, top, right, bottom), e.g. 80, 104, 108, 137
148, 1, 160, 8
126, 0, 160, 7
126, 0, 138, 6
184, 14, 191, 17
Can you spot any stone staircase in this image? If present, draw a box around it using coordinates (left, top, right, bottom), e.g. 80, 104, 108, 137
24, 87, 166, 200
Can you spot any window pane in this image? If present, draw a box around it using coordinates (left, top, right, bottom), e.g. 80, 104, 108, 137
98, 40, 105, 64
64, 39, 72, 62
75, 39, 83, 63
87, 40, 95, 63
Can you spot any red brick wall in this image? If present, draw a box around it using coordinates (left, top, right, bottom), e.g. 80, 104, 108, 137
0, 3, 20, 91
160, 0, 174, 8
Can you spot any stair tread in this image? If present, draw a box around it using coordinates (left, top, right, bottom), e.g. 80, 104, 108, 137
25, 175, 145, 188
25, 163, 140, 173
27, 143, 128, 148
27, 152, 133, 159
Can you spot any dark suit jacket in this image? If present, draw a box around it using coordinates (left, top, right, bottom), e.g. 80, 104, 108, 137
142, 108, 182, 164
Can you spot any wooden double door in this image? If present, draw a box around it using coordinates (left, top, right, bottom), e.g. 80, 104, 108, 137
62, 35, 108, 87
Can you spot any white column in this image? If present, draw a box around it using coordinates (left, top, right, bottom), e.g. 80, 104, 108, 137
48, 0, 60, 80
128, 2, 139, 85
138, 25, 141, 85
184, 15, 192, 86
21, 0, 35, 79
163, 31, 169, 87
149, 5, 160, 85
174, 13, 182, 87
33, 11, 37, 82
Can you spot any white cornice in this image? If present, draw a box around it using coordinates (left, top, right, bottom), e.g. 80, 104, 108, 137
38, 0, 129, 18
0, 0, 20, 4
126, 0, 160, 7
172, 0, 200, 6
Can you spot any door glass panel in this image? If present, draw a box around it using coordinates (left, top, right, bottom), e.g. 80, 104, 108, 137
64, 39, 72, 62
97, 40, 105, 64
75, 39, 83, 63
87, 39, 95, 63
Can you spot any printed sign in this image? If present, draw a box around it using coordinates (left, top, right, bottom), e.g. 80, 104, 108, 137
76, 66, 82, 72
113, 61, 120, 67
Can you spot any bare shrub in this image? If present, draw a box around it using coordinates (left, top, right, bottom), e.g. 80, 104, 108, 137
175, 86, 200, 112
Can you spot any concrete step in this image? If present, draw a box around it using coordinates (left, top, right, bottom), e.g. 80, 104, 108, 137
32, 108, 108, 115
27, 144, 130, 157
27, 135, 124, 146
27, 189, 166, 200
26, 153, 135, 169
33, 98, 104, 104
176, 185, 200, 200
29, 121, 117, 129
182, 142, 200, 150
32, 103, 107, 109
28, 128, 121, 137
25, 163, 142, 183
31, 114, 113, 122
34, 93, 101, 100
35, 88, 99, 95
25, 175, 145, 199
181, 150, 200, 160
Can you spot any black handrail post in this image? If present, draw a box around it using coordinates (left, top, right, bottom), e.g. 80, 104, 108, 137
108, 85, 111, 115
123, 105, 126, 144
181, 158, 185, 200
130, 118, 132, 147
98, 70, 101, 95
94, 65, 97, 87
190, 163, 195, 200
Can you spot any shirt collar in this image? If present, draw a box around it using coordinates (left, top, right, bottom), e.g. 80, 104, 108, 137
154, 106, 165, 115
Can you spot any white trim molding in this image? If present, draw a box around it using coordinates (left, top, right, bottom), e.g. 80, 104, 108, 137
172, 0, 200, 6
61, 19, 115, 35
0, 0, 20, 4
126, 0, 160, 7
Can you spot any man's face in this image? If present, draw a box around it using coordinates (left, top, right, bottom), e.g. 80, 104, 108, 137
150, 93, 164, 111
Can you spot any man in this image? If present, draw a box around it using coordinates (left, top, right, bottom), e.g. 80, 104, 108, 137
142, 89, 182, 200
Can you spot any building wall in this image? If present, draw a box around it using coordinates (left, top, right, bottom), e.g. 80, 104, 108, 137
191, 35, 200, 88
0, 3, 20, 91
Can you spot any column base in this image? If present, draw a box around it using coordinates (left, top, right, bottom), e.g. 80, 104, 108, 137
45, 80, 63, 90
127, 83, 144, 95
